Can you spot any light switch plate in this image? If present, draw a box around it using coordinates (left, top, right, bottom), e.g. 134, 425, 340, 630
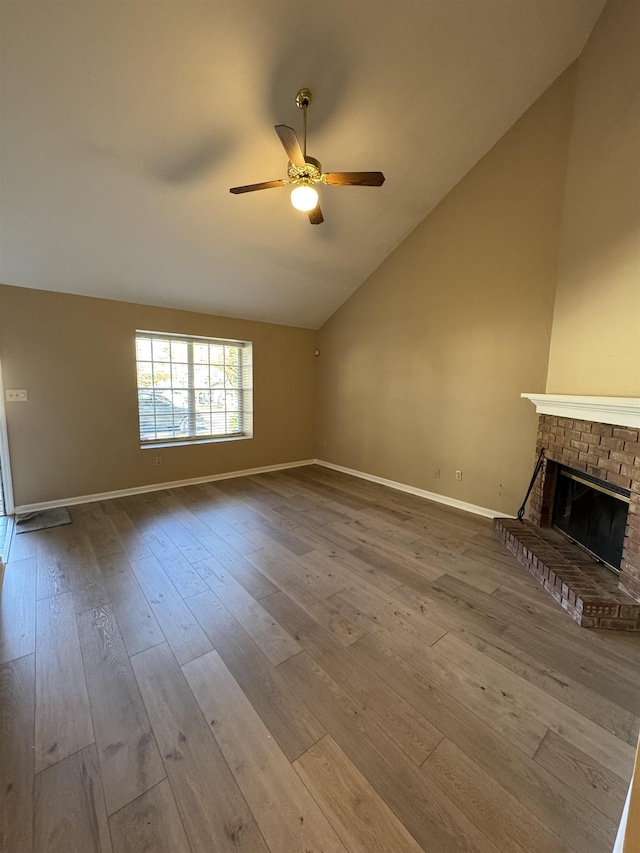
5, 389, 28, 402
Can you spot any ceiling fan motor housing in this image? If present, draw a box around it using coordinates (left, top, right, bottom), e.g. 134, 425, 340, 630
287, 155, 323, 185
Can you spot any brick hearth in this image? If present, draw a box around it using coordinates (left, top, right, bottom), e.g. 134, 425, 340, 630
494, 518, 640, 629
494, 413, 640, 630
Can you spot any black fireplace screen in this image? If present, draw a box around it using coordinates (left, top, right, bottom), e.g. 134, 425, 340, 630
552, 467, 630, 572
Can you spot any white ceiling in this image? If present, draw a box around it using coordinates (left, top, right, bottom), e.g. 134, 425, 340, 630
0, 1, 605, 329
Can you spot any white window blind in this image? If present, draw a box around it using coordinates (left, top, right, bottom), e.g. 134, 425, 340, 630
135, 331, 253, 444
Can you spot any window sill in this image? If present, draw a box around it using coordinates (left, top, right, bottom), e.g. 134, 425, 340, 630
140, 434, 252, 450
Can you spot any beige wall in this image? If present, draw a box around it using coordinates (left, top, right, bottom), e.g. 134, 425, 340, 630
315, 69, 577, 515
0, 285, 315, 507
3, 3, 636, 516
546, 0, 640, 395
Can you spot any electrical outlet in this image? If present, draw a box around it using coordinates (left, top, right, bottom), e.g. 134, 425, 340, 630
155, 455, 162, 466
433, 469, 440, 479
455, 470, 463, 481
5, 389, 28, 402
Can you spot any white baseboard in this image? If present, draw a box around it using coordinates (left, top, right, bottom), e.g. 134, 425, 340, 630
12, 457, 508, 521
314, 459, 507, 520
12, 460, 316, 515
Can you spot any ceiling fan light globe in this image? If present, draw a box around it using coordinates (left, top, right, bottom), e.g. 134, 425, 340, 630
290, 185, 318, 212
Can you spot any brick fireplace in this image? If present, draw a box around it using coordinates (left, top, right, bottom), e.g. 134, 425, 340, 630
494, 395, 640, 630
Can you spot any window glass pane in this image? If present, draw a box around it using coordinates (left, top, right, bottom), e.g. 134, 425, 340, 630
136, 339, 152, 361
196, 413, 211, 435
224, 365, 239, 388
225, 346, 239, 366
152, 339, 171, 362
194, 365, 209, 388
137, 362, 153, 387
173, 411, 188, 434
193, 344, 209, 364
211, 390, 225, 411
152, 363, 171, 387
211, 412, 226, 434
171, 363, 189, 389
210, 366, 225, 388
225, 390, 239, 411
170, 390, 188, 411
209, 344, 224, 364
227, 412, 240, 433
171, 340, 188, 363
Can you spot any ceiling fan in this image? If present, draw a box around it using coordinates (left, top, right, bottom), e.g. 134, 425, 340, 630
229, 89, 385, 225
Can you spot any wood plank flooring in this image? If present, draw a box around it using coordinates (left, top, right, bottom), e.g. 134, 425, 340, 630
1, 464, 638, 852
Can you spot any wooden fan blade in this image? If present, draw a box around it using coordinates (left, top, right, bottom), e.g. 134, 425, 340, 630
275, 125, 306, 167
308, 204, 324, 225
229, 180, 284, 194
324, 172, 385, 187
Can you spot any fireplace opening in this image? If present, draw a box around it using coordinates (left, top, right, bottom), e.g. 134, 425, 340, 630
552, 466, 630, 573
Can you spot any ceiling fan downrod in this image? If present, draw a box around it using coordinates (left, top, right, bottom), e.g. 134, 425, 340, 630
296, 88, 313, 160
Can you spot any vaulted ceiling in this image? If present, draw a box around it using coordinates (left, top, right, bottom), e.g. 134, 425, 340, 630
0, 1, 605, 328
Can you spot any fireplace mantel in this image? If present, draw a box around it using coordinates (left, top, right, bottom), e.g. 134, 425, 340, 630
521, 394, 640, 429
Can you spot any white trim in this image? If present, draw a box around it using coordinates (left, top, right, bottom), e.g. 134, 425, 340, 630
13, 460, 315, 515
12, 456, 509, 521
0, 355, 15, 515
314, 460, 507, 520
140, 434, 251, 450
612, 777, 632, 853
0, 515, 14, 565
521, 393, 640, 429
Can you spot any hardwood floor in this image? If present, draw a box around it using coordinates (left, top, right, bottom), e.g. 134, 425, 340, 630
1, 464, 638, 852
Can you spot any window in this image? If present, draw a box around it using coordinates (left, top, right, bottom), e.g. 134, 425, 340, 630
135, 331, 253, 445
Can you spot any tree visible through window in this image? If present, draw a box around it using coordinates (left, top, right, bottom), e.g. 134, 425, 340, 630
135, 331, 252, 444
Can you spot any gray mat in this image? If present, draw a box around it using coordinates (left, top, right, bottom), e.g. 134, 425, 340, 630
16, 506, 72, 533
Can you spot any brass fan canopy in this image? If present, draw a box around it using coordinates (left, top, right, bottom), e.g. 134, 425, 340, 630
295, 89, 313, 110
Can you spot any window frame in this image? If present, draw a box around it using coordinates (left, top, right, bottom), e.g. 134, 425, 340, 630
135, 330, 253, 448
